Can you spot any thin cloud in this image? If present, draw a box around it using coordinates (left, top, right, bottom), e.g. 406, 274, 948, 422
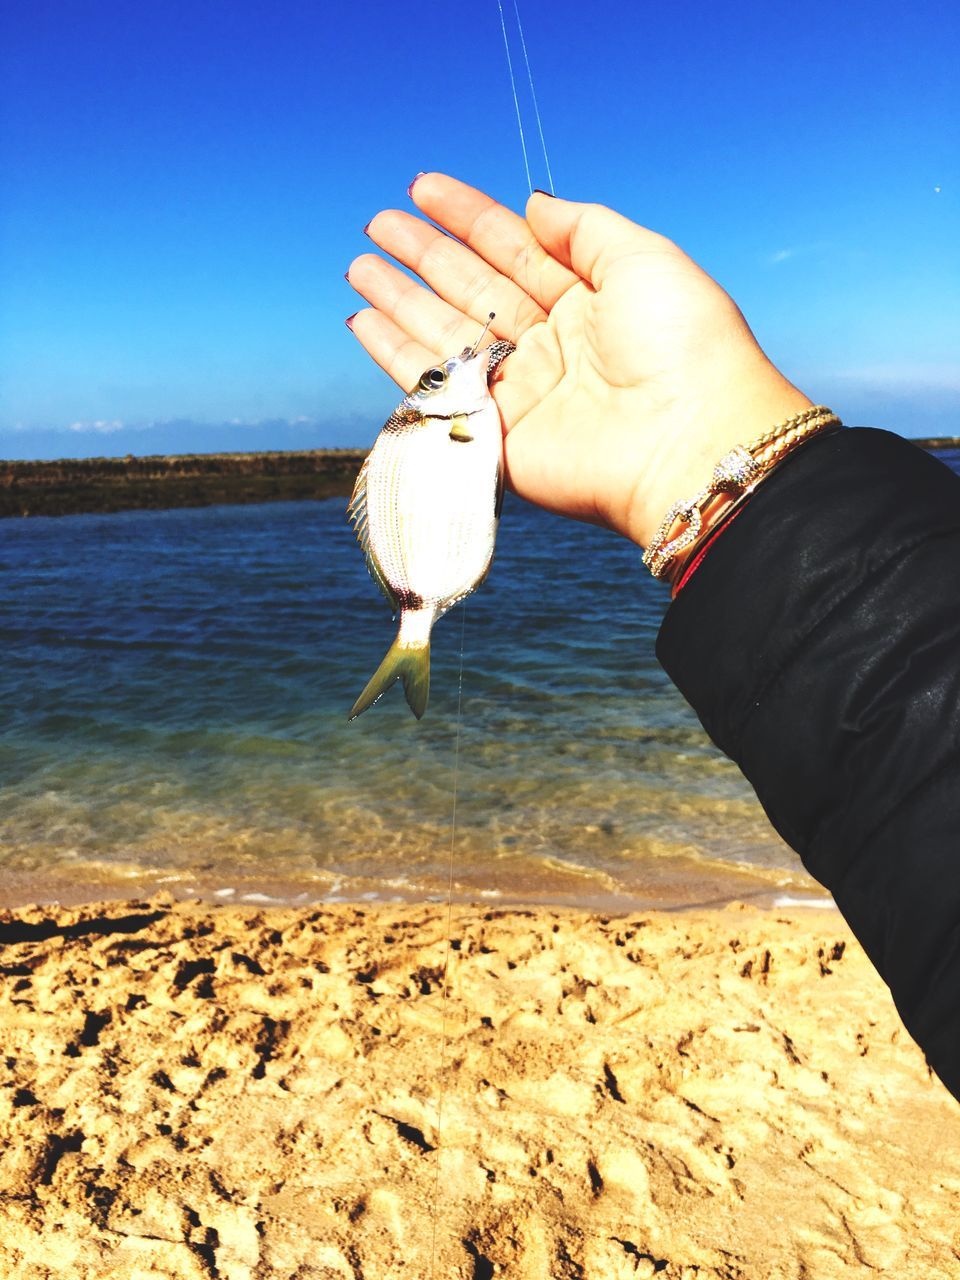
828, 363, 960, 393
764, 241, 834, 267
68, 419, 125, 433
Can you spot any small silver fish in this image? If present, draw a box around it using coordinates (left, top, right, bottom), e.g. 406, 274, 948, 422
347, 316, 514, 720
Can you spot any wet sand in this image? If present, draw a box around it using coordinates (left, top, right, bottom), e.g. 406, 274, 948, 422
1, 895, 958, 1278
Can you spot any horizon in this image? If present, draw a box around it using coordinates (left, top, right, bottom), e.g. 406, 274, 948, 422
2, 0, 958, 459
3, 427, 959, 471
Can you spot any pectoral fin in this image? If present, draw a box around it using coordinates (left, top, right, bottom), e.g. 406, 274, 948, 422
448, 414, 473, 443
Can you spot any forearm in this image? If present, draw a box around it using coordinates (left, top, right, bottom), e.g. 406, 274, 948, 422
656, 427, 960, 1101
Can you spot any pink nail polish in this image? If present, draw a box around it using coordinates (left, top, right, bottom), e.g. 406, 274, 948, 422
345, 313, 357, 332
407, 172, 426, 199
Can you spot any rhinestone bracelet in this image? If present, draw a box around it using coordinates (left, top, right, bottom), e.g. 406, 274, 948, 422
642, 406, 842, 589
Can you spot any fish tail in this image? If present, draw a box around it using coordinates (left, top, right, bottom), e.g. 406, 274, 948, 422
349, 610, 432, 720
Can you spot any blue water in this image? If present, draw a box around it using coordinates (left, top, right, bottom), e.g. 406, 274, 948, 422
2, 446, 955, 909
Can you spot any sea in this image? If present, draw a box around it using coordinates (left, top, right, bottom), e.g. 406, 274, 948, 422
2, 446, 957, 912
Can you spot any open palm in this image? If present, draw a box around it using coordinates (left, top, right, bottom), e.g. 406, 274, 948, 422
346, 174, 810, 547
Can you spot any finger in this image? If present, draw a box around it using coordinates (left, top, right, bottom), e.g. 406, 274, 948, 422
364, 208, 547, 342
346, 307, 438, 393
525, 192, 680, 289
408, 172, 580, 311
346, 302, 560, 436
346, 253, 483, 360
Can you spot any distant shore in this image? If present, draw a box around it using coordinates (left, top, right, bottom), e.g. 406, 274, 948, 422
910, 436, 960, 450
1, 436, 956, 519
0, 448, 367, 518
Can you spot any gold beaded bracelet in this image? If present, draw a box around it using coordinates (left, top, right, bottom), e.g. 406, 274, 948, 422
642, 406, 842, 590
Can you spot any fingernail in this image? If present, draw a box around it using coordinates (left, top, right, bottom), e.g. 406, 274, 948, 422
532, 188, 555, 198
345, 313, 357, 332
362, 220, 371, 237
343, 270, 351, 283
407, 171, 426, 199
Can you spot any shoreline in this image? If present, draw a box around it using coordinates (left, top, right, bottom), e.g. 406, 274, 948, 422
0, 854, 834, 916
1, 893, 956, 1277
1, 436, 956, 520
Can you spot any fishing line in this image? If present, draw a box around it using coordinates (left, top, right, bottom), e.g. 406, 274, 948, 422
429, 601, 467, 1278
430, 8, 553, 1266
496, 0, 533, 194
511, 0, 555, 195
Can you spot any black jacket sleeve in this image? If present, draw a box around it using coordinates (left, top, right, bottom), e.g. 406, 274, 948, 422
656, 427, 960, 1102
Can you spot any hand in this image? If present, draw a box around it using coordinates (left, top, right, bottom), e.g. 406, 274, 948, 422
345, 174, 811, 548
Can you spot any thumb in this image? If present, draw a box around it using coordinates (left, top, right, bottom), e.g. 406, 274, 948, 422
525, 192, 674, 288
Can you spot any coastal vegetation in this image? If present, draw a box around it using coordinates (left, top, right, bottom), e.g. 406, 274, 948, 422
0, 439, 955, 519
0, 449, 367, 518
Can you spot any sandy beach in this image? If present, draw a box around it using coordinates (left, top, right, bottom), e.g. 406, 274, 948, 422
1, 896, 958, 1279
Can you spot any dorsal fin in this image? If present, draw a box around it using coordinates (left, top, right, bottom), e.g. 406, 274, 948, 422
347, 456, 399, 613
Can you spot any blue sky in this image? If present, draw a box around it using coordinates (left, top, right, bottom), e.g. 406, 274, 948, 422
1, 0, 957, 459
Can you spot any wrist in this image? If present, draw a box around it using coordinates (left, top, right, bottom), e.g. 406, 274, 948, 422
626, 362, 813, 549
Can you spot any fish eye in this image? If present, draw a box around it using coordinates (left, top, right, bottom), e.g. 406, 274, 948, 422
419, 367, 447, 392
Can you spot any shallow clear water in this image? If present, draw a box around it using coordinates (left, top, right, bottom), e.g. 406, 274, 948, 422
2, 445, 954, 909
